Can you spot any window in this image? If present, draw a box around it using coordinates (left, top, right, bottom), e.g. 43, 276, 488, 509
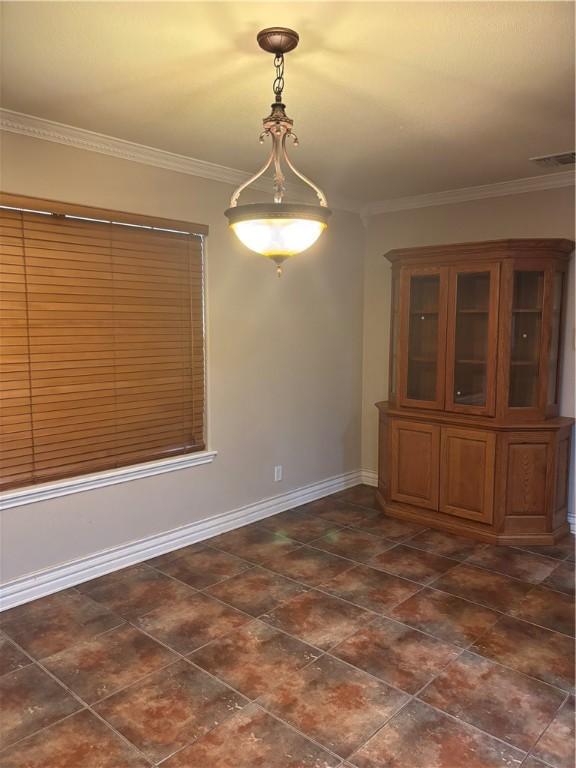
0, 194, 207, 491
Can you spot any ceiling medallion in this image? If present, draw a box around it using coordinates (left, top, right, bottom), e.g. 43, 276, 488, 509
225, 27, 331, 276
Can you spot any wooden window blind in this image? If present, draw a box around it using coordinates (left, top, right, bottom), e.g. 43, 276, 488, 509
0, 194, 207, 491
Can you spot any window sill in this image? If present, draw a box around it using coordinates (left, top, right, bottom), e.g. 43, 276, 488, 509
0, 451, 218, 510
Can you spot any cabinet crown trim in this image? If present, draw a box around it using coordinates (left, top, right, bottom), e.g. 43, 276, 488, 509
384, 238, 574, 264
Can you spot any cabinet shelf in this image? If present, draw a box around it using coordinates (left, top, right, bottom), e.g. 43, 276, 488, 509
455, 359, 486, 365
453, 393, 485, 405
512, 308, 542, 314
410, 310, 438, 316
455, 309, 489, 314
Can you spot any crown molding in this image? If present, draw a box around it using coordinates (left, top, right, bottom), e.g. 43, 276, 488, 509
0, 109, 360, 214
362, 170, 575, 219
0, 109, 254, 187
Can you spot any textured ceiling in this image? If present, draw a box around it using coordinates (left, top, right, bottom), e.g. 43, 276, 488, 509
1, 2, 574, 205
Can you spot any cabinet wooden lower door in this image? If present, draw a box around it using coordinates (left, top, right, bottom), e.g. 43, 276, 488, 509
440, 427, 496, 524
390, 420, 440, 510
498, 431, 555, 535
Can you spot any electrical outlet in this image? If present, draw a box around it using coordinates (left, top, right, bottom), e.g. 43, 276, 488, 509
274, 465, 283, 482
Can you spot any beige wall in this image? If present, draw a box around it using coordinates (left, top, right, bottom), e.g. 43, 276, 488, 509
361, 186, 576, 495
2, 131, 574, 584
0, 132, 365, 582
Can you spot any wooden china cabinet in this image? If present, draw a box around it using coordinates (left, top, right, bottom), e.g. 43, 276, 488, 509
377, 239, 574, 545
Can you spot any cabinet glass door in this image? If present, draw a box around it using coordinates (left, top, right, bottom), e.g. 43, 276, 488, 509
399, 268, 447, 410
547, 272, 563, 407
446, 264, 499, 415
508, 270, 544, 408
389, 274, 400, 401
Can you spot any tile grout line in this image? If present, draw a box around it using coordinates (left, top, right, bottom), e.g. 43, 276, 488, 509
522, 749, 567, 768
451, 601, 575, 693
305, 500, 573, 584
252, 557, 575, 652
0, 636, 155, 765
88, 507, 531, 764
211, 514, 573, 599
411, 658, 570, 758
186, 545, 575, 701
32, 618, 262, 765
139, 547, 575, 644
114, 619, 349, 766
0, 710, 92, 760
301, 495, 573, 564
153, 599, 562, 764
344, 643, 490, 765
0, 650, 568, 758
87, 627, 256, 765
352, 533, 571, 594
0, 592, 268, 763
100, 518, 576, 616
92, 564, 576, 760
4, 533, 571, 714
520, 691, 572, 765
3, 570, 572, 712
347, 697, 529, 766
328, 607, 568, 763
150, 496, 572, 596
297, 644, 465, 760
65, 586, 404, 764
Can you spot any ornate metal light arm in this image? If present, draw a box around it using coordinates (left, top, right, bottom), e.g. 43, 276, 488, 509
225, 27, 331, 276
228, 87, 328, 209
229, 150, 273, 208
281, 132, 328, 207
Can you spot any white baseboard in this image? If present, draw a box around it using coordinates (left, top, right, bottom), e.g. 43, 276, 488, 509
360, 469, 378, 487
0, 469, 366, 611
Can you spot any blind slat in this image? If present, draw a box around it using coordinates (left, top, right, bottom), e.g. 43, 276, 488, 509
32, 393, 198, 418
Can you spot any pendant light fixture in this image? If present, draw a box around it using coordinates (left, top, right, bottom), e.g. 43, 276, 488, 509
225, 27, 331, 276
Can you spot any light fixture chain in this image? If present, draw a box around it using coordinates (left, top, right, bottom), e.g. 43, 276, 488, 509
273, 53, 285, 102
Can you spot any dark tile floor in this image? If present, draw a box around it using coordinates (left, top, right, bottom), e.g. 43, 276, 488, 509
0, 485, 574, 768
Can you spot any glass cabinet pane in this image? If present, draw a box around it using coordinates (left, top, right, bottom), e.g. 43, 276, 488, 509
390, 276, 399, 398
453, 272, 490, 407
509, 271, 543, 407
407, 274, 440, 401
547, 272, 563, 405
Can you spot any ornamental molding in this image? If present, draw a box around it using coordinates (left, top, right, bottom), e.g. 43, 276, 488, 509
362, 170, 575, 218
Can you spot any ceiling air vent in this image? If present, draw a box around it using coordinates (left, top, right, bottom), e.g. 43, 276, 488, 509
530, 151, 575, 168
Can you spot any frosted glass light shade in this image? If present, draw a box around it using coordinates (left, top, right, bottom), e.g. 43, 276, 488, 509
225, 203, 331, 261
231, 218, 326, 257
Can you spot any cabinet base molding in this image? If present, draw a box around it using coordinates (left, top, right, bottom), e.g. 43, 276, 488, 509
376, 494, 571, 546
